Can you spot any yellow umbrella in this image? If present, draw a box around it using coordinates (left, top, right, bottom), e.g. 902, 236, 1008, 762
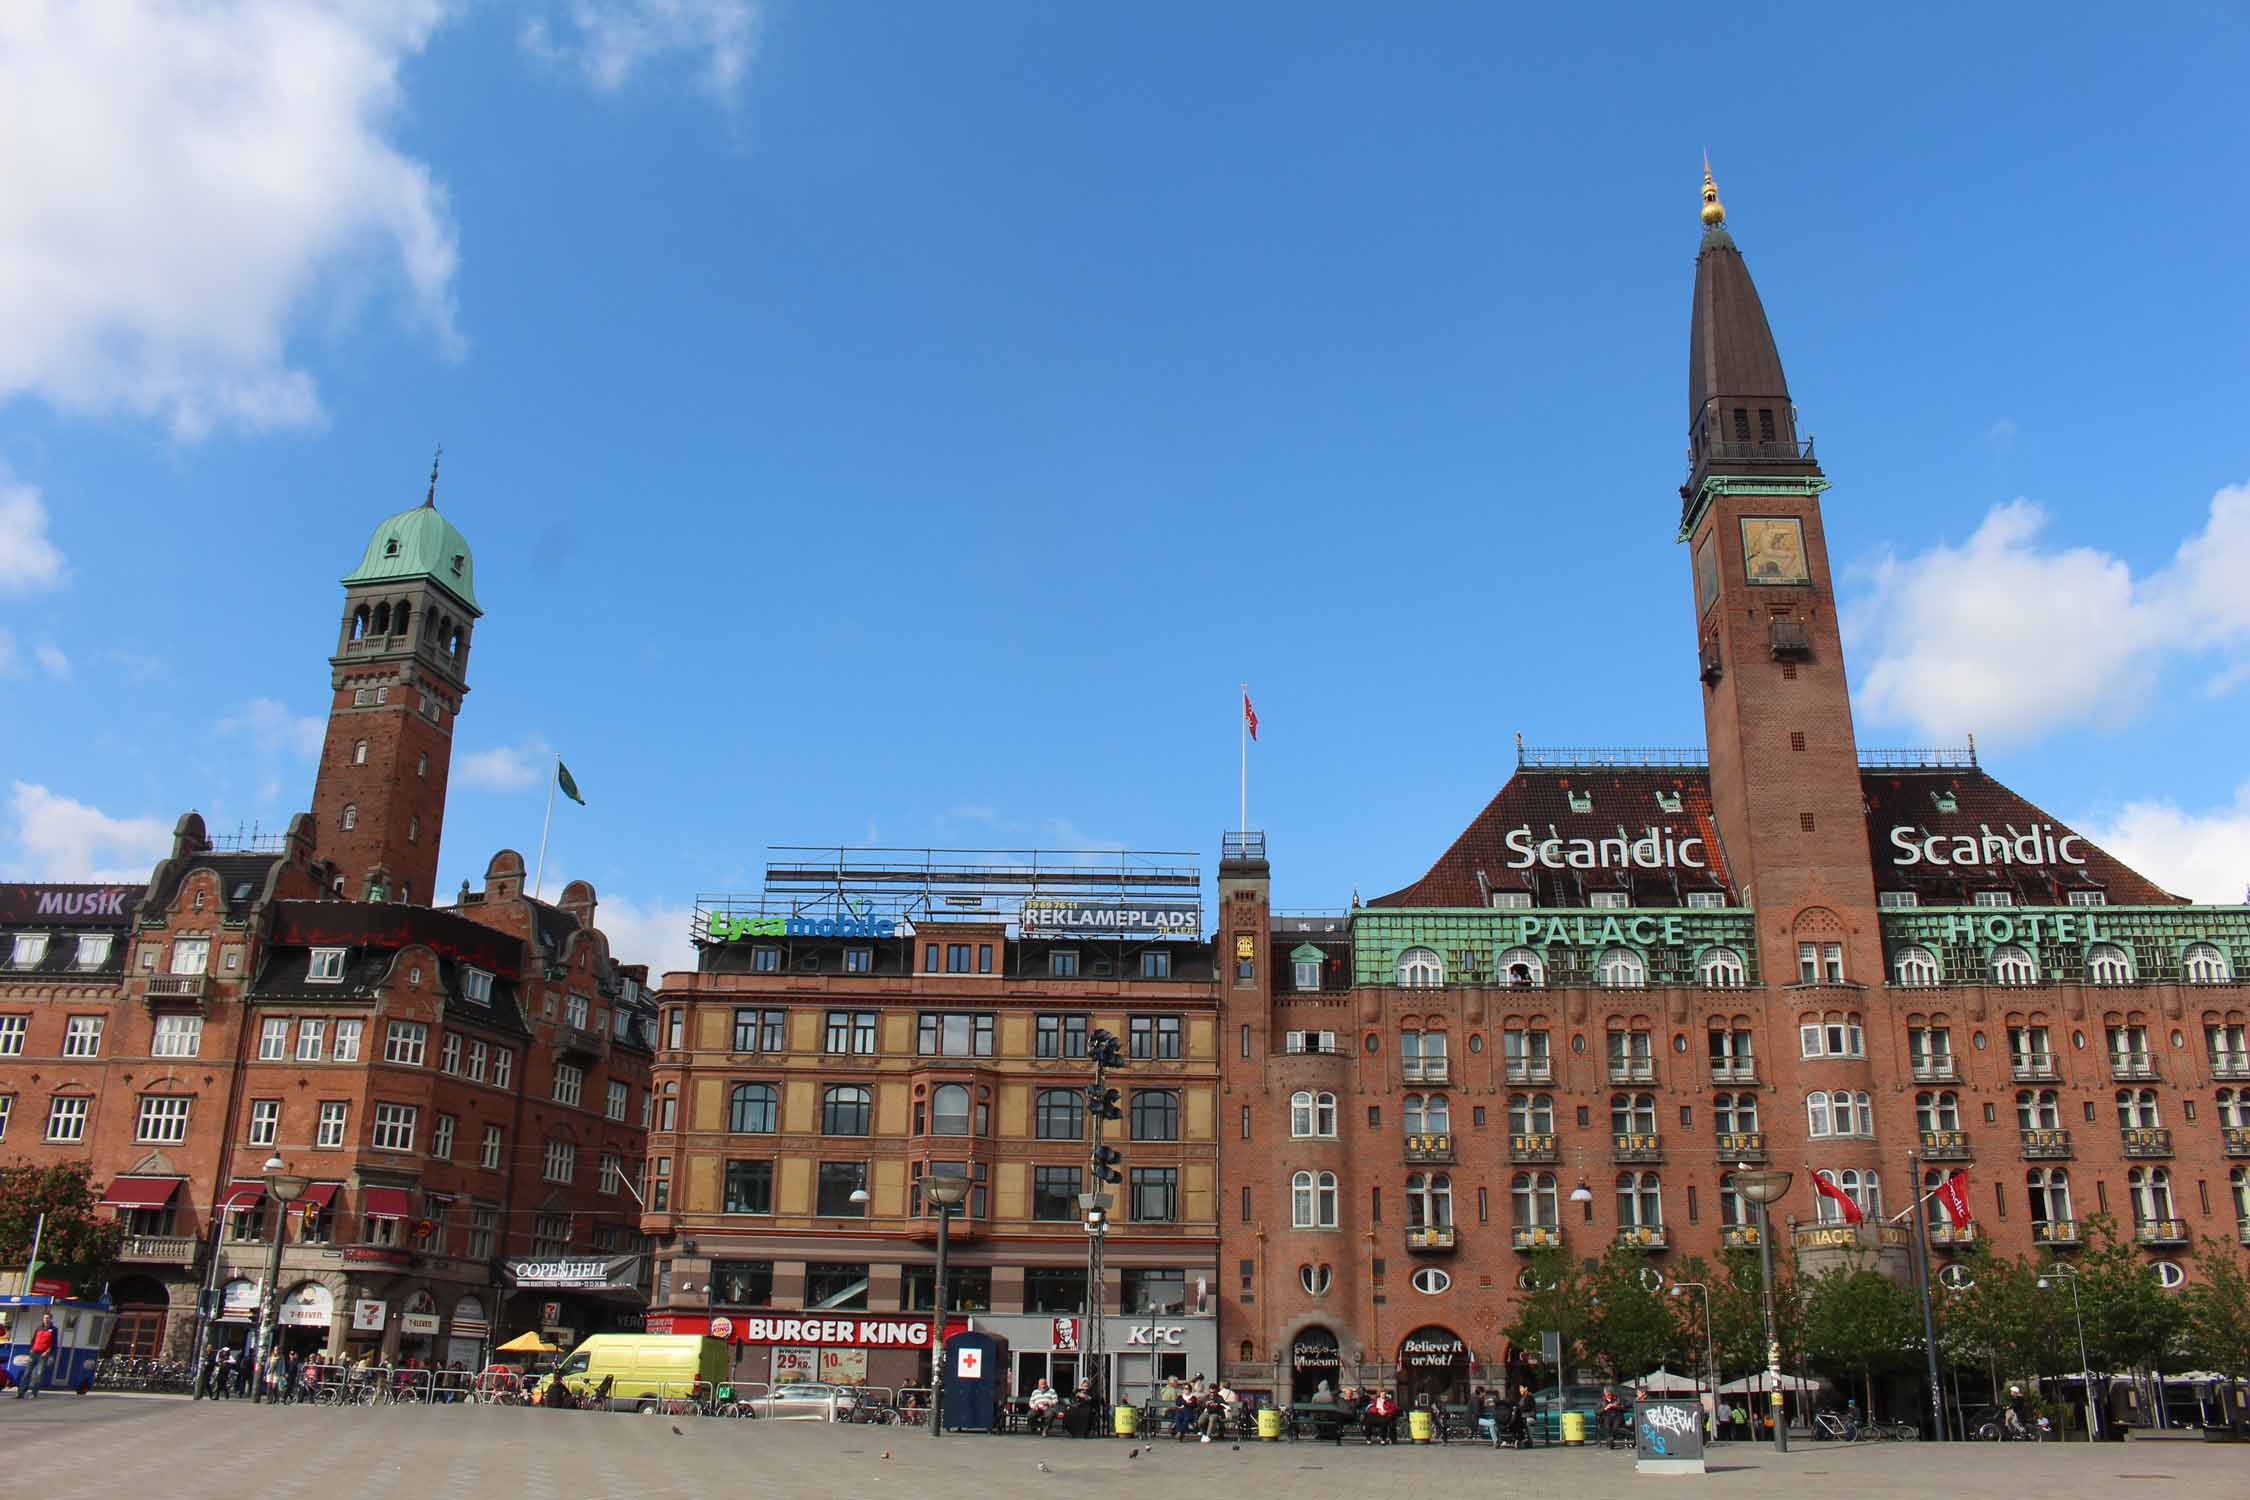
496, 1331, 559, 1355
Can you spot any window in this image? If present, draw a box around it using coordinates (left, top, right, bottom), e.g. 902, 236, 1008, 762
724, 1160, 775, 1214
822, 1085, 872, 1136
1699, 946, 1746, 987
1508, 1092, 1555, 1134
1878, 891, 1920, 910
133, 1094, 189, 1143
1291, 1090, 1338, 1139
1035, 1088, 1085, 1141
1032, 1165, 1082, 1220
2210, 1023, 2250, 1075
1616, 1171, 1663, 1229
1141, 949, 1172, 979
606, 1079, 629, 1121
1891, 945, 1941, 987
10, 933, 50, 968
1991, 945, 2037, 985
70, 934, 110, 969
1907, 1024, 1954, 1077
1131, 1166, 1180, 1222
2088, 945, 2133, 985
461, 967, 494, 1005
1504, 1028, 1552, 1080
151, 1015, 203, 1057
2016, 1089, 2062, 1130
1403, 1092, 1450, 1135
552, 1062, 584, 1106
713, 1081, 778, 1135
2108, 1023, 2152, 1074
333, 1019, 363, 1062
1915, 1090, 1961, 1132
563, 992, 590, 1030
1815, 1169, 1881, 1223
1799, 1013, 1865, 1059
1795, 941, 1844, 983
825, 1010, 878, 1054
2232, 1166, 2250, 1224
1597, 947, 1646, 988
384, 1021, 427, 1065
1291, 1170, 1340, 1229
543, 1139, 576, 1184
2216, 1089, 2250, 1129
1048, 950, 1079, 977
1973, 891, 2016, 908
2116, 1088, 2162, 1129
1497, 947, 1545, 987
45, 1095, 88, 1142
340, 803, 357, 831
1122, 1268, 1187, 1316
917, 1012, 995, 1057
1129, 1015, 1183, 1060
479, 1123, 502, 1168
748, 946, 781, 974
249, 1098, 280, 1146
2129, 1166, 2175, 1224
166, 936, 209, 975
431, 1112, 456, 1160
1611, 1092, 1657, 1135
1712, 1091, 1759, 1133
1036, 1013, 1089, 1059
1299, 1263, 1333, 1295
725, 1007, 782, 1053
1590, 890, 1631, 910
1607, 1028, 1654, 1080
436, 1032, 461, 1074
815, 1166, 868, 1219
285, 1017, 320, 1060
1131, 1090, 1180, 1141
1294, 956, 1322, 990
1512, 1171, 1559, 1229
493, 1050, 514, 1090
1284, 1029, 1339, 1055
62, 1016, 103, 1057
2009, 1024, 2055, 1073
2185, 944, 2231, 984
1396, 948, 1443, 987
928, 1083, 972, 1136
317, 1101, 349, 1148
1805, 1090, 1873, 1136
1402, 1029, 1448, 1081
0, 1014, 22, 1057
371, 1102, 417, 1152
305, 947, 348, 984
1708, 1026, 1754, 1078
1406, 1172, 1453, 1228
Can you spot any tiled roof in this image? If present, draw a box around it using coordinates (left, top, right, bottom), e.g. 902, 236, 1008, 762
1862, 769, 2182, 905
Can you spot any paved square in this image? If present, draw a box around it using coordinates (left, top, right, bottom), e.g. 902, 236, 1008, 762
3, 1396, 2244, 1500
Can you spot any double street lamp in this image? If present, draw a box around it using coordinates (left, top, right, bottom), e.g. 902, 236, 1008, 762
922, 1174, 971, 1437
1668, 1279, 1717, 1416
250, 1153, 309, 1404
1730, 1166, 1793, 1452
2036, 1264, 2098, 1441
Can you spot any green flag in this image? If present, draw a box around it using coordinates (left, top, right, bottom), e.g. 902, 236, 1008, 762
557, 761, 585, 806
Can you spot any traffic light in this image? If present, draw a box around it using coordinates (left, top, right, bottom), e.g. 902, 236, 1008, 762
1086, 1086, 1122, 1121
1090, 1146, 1123, 1184
1088, 1029, 1126, 1069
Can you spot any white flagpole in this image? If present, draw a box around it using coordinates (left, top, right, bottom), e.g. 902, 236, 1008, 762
532, 753, 558, 901
1239, 683, 1248, 835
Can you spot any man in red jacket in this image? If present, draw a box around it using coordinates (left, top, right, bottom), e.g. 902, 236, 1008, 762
18, 1313, 59, 1398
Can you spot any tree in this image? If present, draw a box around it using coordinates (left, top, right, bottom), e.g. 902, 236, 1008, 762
1707, 1247, 1777, 1378
2182, 1238, 2250, 1378
1502, 1247, 1591, 1382
2069, 1215, 2186, 1374
1798, 1260, 1920, 1410
1939, 1243, 2067, 1388
0, 1161, 125, 1289
1580, 1243, 1678, 1379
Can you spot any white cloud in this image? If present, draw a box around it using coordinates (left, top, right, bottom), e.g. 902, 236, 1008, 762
0, 477, 68, 592
0, 628, 14, 674
2075, 783, 2250, 906
521, 0, 760, 101
3, 781, 172, 882
34, 642, 69, 679
0, 1, 461, 438
584, 888, 700, 981
1848, 483, 2250, 746
455, 737, 551, 792
219, 697, 326, 758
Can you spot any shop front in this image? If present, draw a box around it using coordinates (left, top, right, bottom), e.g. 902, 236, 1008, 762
447, 1295, 490, 1369
649, 1311, 971, 1393
276, 1281, 335, 1356
976, 1313, 1218, 1407
497, 1256, 647, 1350
1290, 1325, 1343, 1403
1396, 1326, 1473, 1407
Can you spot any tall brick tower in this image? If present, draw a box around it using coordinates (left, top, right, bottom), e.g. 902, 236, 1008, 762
308, 466, 480, 904
1680, 166, 1883, 984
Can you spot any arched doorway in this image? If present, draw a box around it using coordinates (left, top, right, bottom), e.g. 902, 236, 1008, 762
1290, 1325, 1341, 1403
275, 1281, 334, 1356
106, 1274, 170, 1358
1397, 1326, 1470, 1408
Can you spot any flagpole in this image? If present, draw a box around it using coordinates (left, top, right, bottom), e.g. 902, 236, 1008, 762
532, 753, 557, 901
1239, 683, 1247, 836
1907, 1149, 1948, 1440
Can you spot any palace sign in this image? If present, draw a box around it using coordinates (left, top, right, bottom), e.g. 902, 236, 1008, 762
1502, 827, 1707, 871
1509, 914, 1695, 948
1889, 822, 2087, 868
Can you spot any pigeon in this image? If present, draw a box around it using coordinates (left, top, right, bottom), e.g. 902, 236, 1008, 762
1127, 1448, 1141, 1460
881, 1450, 892, 1461
671, 1426, 684, 1436
1037, 1462, 1052, 1473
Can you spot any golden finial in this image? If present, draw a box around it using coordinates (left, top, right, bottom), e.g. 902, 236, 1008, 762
1700, 153, 1725, 227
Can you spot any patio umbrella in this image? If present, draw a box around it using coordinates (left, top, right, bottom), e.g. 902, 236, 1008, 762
495, 1331, 559, 1355
1628, 1367, 1703, 1394
1716, 1372, 1825, 1394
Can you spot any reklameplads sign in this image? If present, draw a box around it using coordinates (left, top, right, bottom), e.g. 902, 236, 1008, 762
1019, 899, 1200, 939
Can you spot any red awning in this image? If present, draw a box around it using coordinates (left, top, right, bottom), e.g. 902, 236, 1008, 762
101, 1176, 182, 1211
299, 1181, 342, 1210
360, 1185, 412, 1220
218, 1179, 266, 1212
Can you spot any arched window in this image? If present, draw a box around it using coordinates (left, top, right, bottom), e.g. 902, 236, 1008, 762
2087, 944, 2132, 985
1615, 1171, 1663, 1229
2027, 1167, 2073, 1225
1404, 1093, 1450, 1135
820, 1085, 871, 1136
1299, 1263, 1333, 1295
1312, 1091, 1337, 1137
1130, 1089, 1180, 1141
392, 601, 410, 636
1597, 947, 1646, 988
1406, 1173, 1453, 1229
352, 739, 368, 765
383, 537, 400, 557
2115, 1088, 2161, 1128
1915, 1090, 1960, 1132
1847, 1091, 1873, 1135
1699, 947, 1746, 988
1894, 946, 1940, 987
1035, 1088, 1084, 1140
2184, 943, 2230, 983
1290, 1090, 1337, 1139
929, 1083, 972, 1136
340, 803, 357, 831
1713, 1091, 1759, 1133
1991, 944, 2037, 985
350, 605, 369, 641
1511, 1171, 1558, 1229
1508, 1092, 1554, 1134
1610, 1092, 1655, 1135
1292, 1170, 1339, 1229
728, 1082, 777, 1133
372, 602, 391, 635
2016, 1088, 2061, 1129
1397, 948, 1443, 988
2229, 1165, 2250, 1223
2219, 1089, 2250, 1129
2129, 1166, 2175, 1224
1497, 947, 1545, 988
407, 815, 418, 845
1806, 1090, 1831, 1138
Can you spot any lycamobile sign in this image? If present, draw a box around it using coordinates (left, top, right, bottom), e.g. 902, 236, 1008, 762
705, 913, 904, 941
1502, 826, 1707, 870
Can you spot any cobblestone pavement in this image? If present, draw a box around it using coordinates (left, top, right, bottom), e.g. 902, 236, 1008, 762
4, 1396, 2245, 1499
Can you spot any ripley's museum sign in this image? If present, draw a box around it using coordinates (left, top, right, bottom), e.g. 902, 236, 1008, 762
1019, 898, 1200, 939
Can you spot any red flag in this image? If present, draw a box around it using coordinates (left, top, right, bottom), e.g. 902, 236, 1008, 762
1934, 1171, 1974, 1228
1243, 690, 1259, 741
1812, 1171, 1864, 1225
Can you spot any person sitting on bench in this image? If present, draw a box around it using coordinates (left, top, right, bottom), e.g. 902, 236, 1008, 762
1026, 1378, 1060, 1435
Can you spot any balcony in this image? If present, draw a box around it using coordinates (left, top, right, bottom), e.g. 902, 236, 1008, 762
1714, 1131, 1766, 1163
142, 975, 209, 1013
1710, 1063, 1758, 1085
2223, 1127, 2250, 1159
556, 1024, 609, 1063
1608, 1065, 1657, 1086
1511, 1225, 1563, 1252
116, 1234, 200, 1264
2011, 1054, 2060, 1083
2121, 1126, 2173, 1159
1918, 1129, 1972, 1161
1404, 1132, 1455, 1165
1927, 1221, 1978, 1248
2134, 1218, 2190, 1247
1508, 1133, 1558, 1164
2213, 1054, 2250, 1082
1719, 1224, 1762, 1250
1910, 1060, 1958, 1083
2020, 1128, 2073, 1160
1617, 1224, 1668, 1250
1404, 1062, 1450, 1085
2032, 1219, 2081, 1248
2238, 1217, 2250, 1247
1406, 1225, 1457, 1253
2110, 1052, 2158, 1082
1505, 1064, 1554, 1085
1612, 1132, 1664, 1164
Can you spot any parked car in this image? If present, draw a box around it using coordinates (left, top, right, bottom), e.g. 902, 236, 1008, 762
1531, 1383, 1607, 1442
745, 1381, 860, 1421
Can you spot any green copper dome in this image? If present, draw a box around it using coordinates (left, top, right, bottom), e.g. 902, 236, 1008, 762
342, 500, 481, 615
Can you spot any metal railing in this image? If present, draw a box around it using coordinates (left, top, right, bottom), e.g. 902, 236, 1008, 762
1517, 745, 1709, 769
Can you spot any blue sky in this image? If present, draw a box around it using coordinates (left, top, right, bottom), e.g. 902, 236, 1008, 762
5, 3, 2249, 974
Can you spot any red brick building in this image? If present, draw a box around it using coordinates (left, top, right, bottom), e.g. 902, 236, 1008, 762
1218, 176, 2250, 1404
0, 493, 656, 1364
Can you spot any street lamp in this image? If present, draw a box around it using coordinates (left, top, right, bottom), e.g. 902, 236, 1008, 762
922, 1174, 971, 1437
2036, 1265, 2097, 1442
1730, 1166, 1792, 1452
250, 1153, 309, 1405
1669, 1281, 1717, 1421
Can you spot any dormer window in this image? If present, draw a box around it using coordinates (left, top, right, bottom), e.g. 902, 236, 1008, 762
1655, 790, 1683, 814
461, 967, 494, 1004
384, 537, 400, 557
10, 934, 48, 969
1685, 891, 1727, 909
1877, 891, 1919, 909
1590, 891, 1631, 910
1490, 891, 1532, 910
75, 935, 111, 970
1567, 791, 1593, 813
1931, 791, 1958, 813
308, 948, 347, 983
451, 554, 464, 575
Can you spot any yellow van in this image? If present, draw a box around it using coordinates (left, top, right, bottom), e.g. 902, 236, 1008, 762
555, 1334, 731, 1411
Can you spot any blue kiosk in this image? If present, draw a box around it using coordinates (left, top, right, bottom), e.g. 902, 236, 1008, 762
940, 1329, 1011, 1433
0, 1294, 116, 1395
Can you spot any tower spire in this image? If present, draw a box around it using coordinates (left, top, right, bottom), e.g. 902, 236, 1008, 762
1700, 153, 1724, 227
424, 445, 442, 509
